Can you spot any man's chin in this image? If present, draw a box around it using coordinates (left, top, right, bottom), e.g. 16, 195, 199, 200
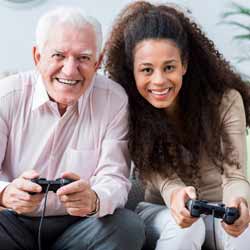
57, 99, 76, 107
50, 95, 76, 107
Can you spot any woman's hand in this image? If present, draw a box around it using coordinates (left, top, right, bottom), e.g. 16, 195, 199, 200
222, 197, 249, 237
170, 186, 198, 228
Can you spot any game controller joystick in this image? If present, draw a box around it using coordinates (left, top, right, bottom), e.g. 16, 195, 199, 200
186, 199, 240, 225
30, 178, 75, 193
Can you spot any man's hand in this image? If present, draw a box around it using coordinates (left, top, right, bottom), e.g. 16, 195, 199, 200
170, 186, 198, 228
0, 170, 44, 214
57, 172, 98, 217
222, 197, 249, 237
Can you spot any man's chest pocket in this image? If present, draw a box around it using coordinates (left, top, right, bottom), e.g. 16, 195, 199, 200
65, 148, 99, 180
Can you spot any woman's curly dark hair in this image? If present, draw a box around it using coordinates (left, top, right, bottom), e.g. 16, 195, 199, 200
104, 1, 250, 183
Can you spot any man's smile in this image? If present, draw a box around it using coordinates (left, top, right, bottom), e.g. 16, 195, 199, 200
55, 78, 82, 86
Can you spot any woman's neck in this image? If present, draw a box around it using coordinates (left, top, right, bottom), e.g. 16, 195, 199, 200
165, 101, 181, 128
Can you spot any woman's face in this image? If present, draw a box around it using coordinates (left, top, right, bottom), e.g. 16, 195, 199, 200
133, 39, 187, 114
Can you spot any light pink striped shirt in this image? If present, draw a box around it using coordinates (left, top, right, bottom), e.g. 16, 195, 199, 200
0, 70, 131, 217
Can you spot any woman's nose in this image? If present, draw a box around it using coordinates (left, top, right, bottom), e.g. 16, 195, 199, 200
152, 70, 165, 85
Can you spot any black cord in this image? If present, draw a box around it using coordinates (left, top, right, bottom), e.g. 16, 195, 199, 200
38, 184, 50, 250
212, 212, 218, 250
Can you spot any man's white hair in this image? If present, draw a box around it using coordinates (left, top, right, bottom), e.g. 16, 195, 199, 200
35, 6, 103, 58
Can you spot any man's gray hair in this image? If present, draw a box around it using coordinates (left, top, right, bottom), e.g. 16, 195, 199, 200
35, 6, 103, 58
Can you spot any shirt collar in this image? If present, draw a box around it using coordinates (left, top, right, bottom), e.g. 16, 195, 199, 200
32, 75, 50, 111
77, 74, 96, 112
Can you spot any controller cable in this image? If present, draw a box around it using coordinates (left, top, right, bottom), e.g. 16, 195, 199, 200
212, 211, 218, 250
38, 184, 50, 250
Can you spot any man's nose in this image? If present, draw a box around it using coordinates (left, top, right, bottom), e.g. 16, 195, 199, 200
62, 57, 79, 76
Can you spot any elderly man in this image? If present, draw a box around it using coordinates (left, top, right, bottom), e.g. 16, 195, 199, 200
0, 6, 145, 250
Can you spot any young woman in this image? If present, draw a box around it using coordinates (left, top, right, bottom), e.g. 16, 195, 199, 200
104, 1, 250, 250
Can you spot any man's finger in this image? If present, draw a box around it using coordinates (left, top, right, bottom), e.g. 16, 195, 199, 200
62, 200, 88, 208
57, 180, 89, 195
60, 193, 83, 202
20, 170, 39, 180
14, 178, 42, 194
67, 207, 90, 217
60, 171, 80, 181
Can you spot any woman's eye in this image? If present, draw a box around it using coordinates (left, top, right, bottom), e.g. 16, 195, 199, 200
165, 65, 175, 72
141, 68, 153, 74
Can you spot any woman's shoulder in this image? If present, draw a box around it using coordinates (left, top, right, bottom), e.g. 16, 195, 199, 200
223, 88, 242, 101
221, 89, 243, 110
220, 88, 245, 123
223, 88, 243, 102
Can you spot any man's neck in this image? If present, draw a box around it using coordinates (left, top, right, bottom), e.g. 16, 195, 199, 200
58, 104, 67, 116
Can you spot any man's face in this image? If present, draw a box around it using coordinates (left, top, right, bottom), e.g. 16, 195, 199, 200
33, 23, 99, 112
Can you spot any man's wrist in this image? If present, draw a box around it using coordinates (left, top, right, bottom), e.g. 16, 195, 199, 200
0, 185, 9, 208
87, 191, 100, 216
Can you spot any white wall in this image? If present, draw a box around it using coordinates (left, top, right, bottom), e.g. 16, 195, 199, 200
0, 0, 249, 76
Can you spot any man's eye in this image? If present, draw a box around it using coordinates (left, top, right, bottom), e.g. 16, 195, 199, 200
52, 53, 64, 59
79, 56, 91, 62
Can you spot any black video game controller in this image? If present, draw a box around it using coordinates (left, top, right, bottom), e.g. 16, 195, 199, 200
30, 178, 75, 193
186, 199, 240, 225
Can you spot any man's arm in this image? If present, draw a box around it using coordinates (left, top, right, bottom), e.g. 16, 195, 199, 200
89, 93, 131, 217
0, 78, 44, 213
0, 93, 11, 197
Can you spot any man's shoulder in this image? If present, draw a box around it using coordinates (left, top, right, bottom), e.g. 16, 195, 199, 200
93, 73, 127, 100
0, 70, 38, 98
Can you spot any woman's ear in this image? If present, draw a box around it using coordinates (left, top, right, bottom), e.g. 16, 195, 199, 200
182, 60, 188, 75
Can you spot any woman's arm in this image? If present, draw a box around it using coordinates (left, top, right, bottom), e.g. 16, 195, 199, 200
220, 89, 250, 236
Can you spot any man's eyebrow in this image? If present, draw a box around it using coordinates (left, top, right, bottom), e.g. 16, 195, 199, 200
79, 50, 94, 56
53, 49, 64, 53
51, 49, 94, 57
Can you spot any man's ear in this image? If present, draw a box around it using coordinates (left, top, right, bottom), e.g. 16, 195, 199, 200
94, 51, 104, 72
32, 46, 41, 66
